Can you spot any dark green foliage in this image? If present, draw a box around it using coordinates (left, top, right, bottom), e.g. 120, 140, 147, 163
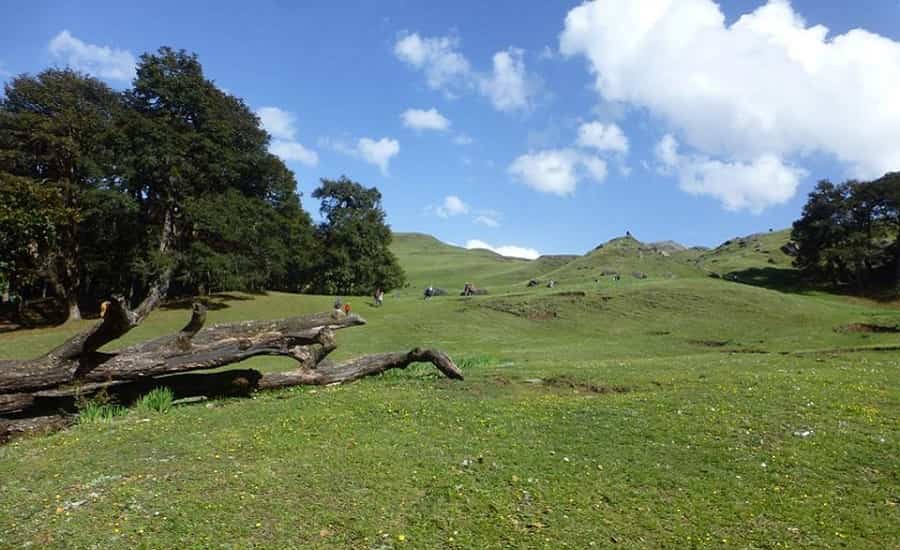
122, 47, 312, 296
1, 49, 321, 311
0, 174, 78, 292
792, 173, 900, 289
0, 69, 123, 318
307, 176, 406, 295
180, 189, 312, 294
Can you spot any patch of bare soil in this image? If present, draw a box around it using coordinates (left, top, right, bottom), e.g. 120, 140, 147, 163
527, 310, 558, 320
834, 323, 900, 334
543, 375, 630, 394
687, 339, 730, 347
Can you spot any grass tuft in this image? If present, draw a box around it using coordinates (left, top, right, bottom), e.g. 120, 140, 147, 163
133, 387, 175, 414
76, 401, 127, 424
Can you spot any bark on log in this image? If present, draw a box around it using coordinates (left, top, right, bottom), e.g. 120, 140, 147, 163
0, 309, 362, 394
0, 414, 75, 444
258, 348, 464, 389
1, 293, 463, 443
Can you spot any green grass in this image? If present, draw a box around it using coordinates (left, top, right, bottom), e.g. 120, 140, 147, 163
1, 230, 899, 547
133, 387, 175, 415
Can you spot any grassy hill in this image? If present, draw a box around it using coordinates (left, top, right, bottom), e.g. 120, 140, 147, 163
694, 229, 801, 288
391, 232, 576, 293
537, 234, 706, 285
2, 229, 899, 548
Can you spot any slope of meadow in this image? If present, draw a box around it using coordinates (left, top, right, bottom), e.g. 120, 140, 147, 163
538, 235, 705, 285
391, 232, 576, 293
2, 230, 899, 548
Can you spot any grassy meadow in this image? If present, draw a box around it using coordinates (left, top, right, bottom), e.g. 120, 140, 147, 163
1, 232, 899, 548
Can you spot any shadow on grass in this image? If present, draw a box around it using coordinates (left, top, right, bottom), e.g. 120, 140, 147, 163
715, 267, 900, 304
162, 292, 267, 311
718, 267, 805, 292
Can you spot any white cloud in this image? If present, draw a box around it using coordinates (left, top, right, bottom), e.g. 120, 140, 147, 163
559, 0, 900, 196
268, 141, 318, 166
466, 239, 540, 260
508, 149, 607, 196
321, 136, 400, 174
436, 195, 469, 218
576, 121, 629, 154
394, 33, 471, 93
257, 106, 297, 141
256, 106, 318, 167
580, 155, 609, 181
655, 134, 805, 213
47, 30, 136, 82
401, 108, 451, 131
478, 48, 538, 112
357, 137, 400, 175
474, 210, 502, 227
394, 32, 539, 112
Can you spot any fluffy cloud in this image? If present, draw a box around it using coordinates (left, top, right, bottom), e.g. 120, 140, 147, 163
478, 48, 538, 112
257, 107, 298, 141
256, 106, 318, 167
357, 137, 400, 175
655, 134, 805, 213
560, 0, 900, 203
268, 141, 318, 166
394, 33, 471, 92
394, 32, 539, 112
48, 30, 135, 81
576, 121, 628, 154
465, 240, 540, 260
321, 136, 400, 175
436, 195, 469, 218
401, 108, 451, 131
508, 149, 607, 196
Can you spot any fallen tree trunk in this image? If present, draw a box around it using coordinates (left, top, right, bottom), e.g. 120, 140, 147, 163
0, 299, 463, 442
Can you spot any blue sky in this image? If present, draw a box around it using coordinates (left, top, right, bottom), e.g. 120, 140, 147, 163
3, 1, 900, 257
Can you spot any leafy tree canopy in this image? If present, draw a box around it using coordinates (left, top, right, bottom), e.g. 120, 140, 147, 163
308, 176, 405, 295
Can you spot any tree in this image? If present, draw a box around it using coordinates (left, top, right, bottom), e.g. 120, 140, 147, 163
120, 47, 313, 297
0, 174, 78, 311
0, 69, 123, 321
308, 177, 405, 295
792, 173, 900, 290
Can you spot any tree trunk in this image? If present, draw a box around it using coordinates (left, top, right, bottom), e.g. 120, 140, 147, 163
1, 299, 463, 442
66, 294, 82, 323
894, 226, 900, 290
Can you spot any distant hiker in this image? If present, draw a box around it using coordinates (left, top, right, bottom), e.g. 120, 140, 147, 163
334, 297, 343, 310
343, 303, 351, 315
374, 288, 384, 307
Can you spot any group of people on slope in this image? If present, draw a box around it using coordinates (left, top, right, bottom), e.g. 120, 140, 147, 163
333, 287, 386, 314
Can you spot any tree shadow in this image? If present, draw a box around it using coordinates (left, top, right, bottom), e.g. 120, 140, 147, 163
161, 292, 266, 311
718, 267, 899, 303
717, 267, 805, 292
